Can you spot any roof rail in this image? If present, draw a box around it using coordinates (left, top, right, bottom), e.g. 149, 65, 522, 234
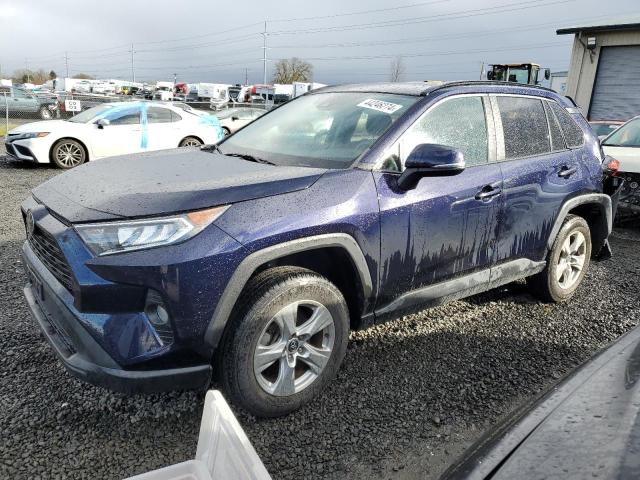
426, 80, 558, 95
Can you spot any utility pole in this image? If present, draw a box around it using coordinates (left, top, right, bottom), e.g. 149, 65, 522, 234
262, 21, 267, 85
130, 43, 136, 83
479, 62, 485, 80
25, 59, 31, 83
65, 52, 69, 78
244, 68, 248, 85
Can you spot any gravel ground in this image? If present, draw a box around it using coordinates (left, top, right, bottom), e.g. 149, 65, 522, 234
1, 155, 639, 480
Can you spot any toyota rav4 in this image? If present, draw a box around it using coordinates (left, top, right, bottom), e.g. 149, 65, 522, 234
21, 81, 621, 417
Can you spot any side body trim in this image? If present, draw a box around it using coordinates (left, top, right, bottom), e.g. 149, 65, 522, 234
204, 233, 373, 351
375, 258, 545, 319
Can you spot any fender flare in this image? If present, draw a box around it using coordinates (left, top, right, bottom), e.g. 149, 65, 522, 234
547, 193, 612, 250
203, 233, 373, 351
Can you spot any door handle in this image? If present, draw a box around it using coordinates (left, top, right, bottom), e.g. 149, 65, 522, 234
558, 166, 577, 178
475, 185, 502, 201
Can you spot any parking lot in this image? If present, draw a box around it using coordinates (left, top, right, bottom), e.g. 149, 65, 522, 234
1, 153, 638, 479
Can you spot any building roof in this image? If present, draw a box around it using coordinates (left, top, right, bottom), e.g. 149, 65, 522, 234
557, 16, 640, 35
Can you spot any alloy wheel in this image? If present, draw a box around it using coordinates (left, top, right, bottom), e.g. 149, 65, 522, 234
253, 300, 335, 396
55, 143, 84, 167
556, 230, 587, 289
182, 139, 202, 147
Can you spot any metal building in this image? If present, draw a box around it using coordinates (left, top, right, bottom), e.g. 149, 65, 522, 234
557, 17, 640, 121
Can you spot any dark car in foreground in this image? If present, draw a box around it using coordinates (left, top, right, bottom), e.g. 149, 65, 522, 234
21, 81, 621, 417
443, 324, 640, 480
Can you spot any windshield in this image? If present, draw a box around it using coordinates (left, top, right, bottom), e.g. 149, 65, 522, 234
602, 118, 640, 147
68, 104, 119, 123
219, 92, 418, 169
493, 66, 530, 83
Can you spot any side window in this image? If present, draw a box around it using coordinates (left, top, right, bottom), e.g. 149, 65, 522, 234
549, 101, 585, 148
543, 101, 566, 151
106, 106, 141, 125
497, 96, 550, 159
171, 110, 182, 122
400, 96, 488, 168
147, 107, 173, 123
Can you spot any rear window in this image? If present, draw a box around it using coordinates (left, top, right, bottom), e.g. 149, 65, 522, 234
549, 101, 585, 148
497, 96, 550, 159
543, 101, 566, 151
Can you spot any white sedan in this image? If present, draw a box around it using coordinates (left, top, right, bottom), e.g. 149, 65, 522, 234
216, 107, 266, 136
4, 102, 224, 168
601, 115, 640, 210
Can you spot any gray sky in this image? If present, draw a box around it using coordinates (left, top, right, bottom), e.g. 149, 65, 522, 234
0, 0, 638, 85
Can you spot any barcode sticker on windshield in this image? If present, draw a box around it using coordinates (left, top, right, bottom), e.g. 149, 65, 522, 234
357, 99, 403, 114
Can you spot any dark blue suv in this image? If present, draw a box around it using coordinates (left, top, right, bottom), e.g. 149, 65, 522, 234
21, 81, 620, 417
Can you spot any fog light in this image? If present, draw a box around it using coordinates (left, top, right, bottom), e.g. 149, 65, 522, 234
145, 290, 174, 345
154, 304, 169, 325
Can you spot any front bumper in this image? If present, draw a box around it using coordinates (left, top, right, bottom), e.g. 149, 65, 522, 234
23, 244, 212, 394
5, 137, 47, 162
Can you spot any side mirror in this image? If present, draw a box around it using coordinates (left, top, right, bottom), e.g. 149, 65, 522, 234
231, 116, 239, 121
96, 118, 110, 129
544, 68, 551, 80
487, 71, 495, 81
397, 144, 465, 191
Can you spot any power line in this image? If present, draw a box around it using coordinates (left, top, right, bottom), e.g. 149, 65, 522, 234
268, 0, 575, 35
268, 0, 452, 23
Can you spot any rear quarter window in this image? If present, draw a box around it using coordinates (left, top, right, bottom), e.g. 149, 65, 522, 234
549, 101, 585, 148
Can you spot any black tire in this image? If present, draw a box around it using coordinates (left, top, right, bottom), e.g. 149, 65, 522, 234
222, 127, 231, 136
527, 214, 591, 302
50, 139, 86, 169
179, 136, 203, 148
39, 106, 53, 120
219, 266, 350, 417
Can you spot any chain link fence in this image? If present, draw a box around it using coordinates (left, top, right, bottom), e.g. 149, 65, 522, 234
1, 88, 272, 157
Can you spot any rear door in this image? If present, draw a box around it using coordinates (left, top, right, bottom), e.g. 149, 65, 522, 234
144, 106, 180, 151
375, 94, 503, 307
492, 95, 581, 264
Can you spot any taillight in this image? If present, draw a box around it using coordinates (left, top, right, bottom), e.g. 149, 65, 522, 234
603, 156, 619, 176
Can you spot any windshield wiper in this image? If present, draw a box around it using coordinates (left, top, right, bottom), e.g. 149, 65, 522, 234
224, 152, 276, 165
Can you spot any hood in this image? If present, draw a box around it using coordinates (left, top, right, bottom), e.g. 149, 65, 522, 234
603, 145, 640, 174
444, 325, 640, 480
32, 148, 326, 223
10, 120, 72, 134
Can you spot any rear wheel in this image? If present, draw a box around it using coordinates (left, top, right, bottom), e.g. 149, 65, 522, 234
527, 214, 591, 302
51, 139, 86, 169
179, 136, 203, 147
222, 127, 231, 137
219, 266, 350, 417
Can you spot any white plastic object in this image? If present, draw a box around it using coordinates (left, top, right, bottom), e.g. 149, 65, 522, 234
124, 390, 271, 480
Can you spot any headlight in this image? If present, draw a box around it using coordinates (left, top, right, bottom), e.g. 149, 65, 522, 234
75, 205, 229, 256
18, 132, 50, 139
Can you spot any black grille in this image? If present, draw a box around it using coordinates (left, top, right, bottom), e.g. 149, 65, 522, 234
28, 227, 74, 292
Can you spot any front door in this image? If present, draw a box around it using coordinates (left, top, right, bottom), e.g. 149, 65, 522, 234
375, 94, 503, 308
91, 104, 142, 158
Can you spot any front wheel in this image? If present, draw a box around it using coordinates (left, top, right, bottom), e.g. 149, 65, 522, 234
39, 106, 53, 120
179, 136, 203, 147
51, 139, 86, 169
219, 267, 350, 417
527, 214, 591, 302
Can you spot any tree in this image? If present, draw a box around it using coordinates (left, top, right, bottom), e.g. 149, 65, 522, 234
72, 73, 94, 80
389, 56, 406, 82
12, 68, 49, 85
49, 70, 57, 80
272, 58, 313, 84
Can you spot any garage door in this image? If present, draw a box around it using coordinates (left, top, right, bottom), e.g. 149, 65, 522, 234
589, 45, 640, 121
